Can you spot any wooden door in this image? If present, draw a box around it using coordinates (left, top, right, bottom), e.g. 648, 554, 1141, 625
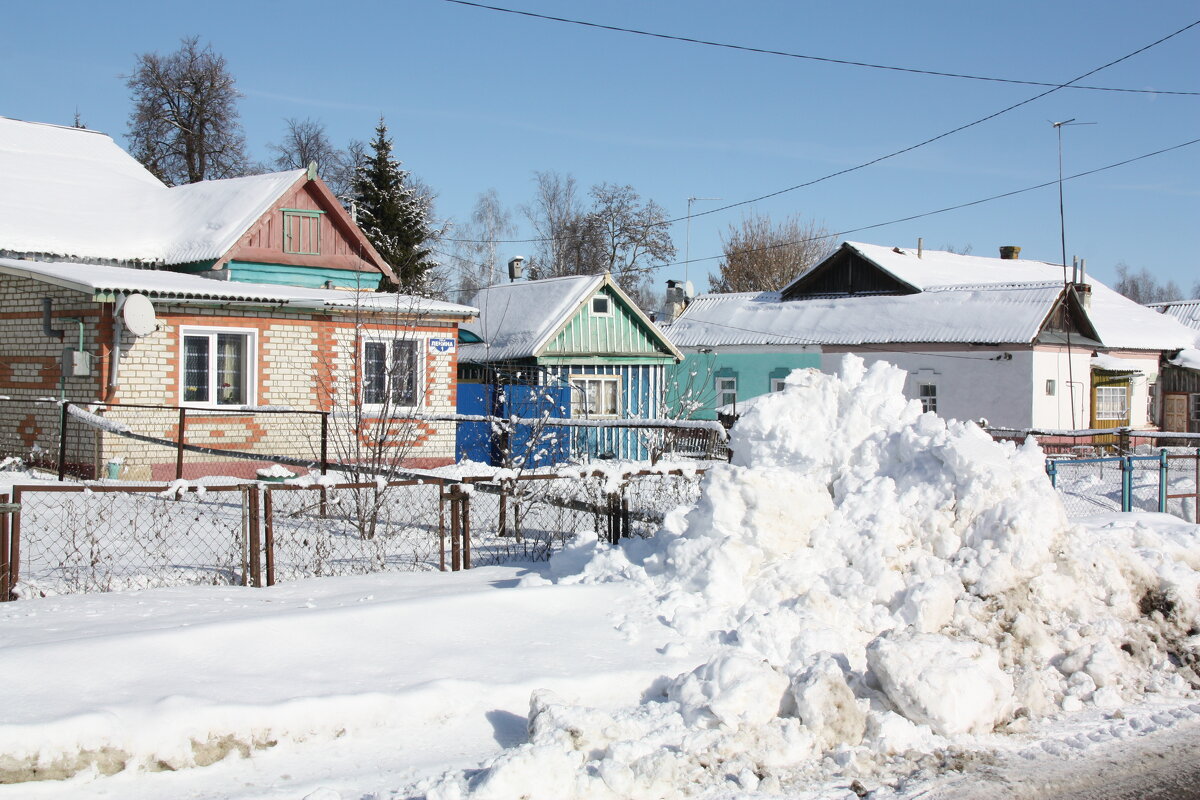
1164, 393, 1187, 432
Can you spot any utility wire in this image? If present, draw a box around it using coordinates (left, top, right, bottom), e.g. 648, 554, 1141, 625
442, 17, 1200, 245
434, 136, 1200, 287
441, 0, 1200, 97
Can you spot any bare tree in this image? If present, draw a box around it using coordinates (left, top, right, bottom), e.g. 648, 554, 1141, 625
522, 170, 585, 279
125, 36, 249, 185
582, 184, 674, 310
267, 117, 358, 198
710, 213, 835, 293
449, 189, 517, 297
1114, 262, 1184, 303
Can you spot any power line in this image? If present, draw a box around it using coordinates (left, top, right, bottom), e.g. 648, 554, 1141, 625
441, 16, 1200, 246
434, 136, 1200, 286
441, 0, 1200, 97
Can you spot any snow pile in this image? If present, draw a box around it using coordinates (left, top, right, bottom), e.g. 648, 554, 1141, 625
426, 356, 1200, 799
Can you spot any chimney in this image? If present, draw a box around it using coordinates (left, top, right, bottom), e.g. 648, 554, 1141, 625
917, 237, 923, 259
661, 279, 686, 322
999, 245, 1021, 260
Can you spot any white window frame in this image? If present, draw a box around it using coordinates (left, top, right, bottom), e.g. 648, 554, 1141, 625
590, 295, 612, 317
179, 326, 257, 408
1191, 393, 1200, 421
571, 374, 621, 418
1045, 379, 1056, 396
918, 383, 937, 413
716, 376, 737, 408
770, 377, 787, 392
361, 336, 424, 411
1095, 385, 1129, 421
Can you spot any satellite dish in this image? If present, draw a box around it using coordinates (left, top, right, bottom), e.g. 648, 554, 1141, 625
122, 294, 158, 337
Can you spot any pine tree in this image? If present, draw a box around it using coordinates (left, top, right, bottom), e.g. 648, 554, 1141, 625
352, 118, 438, 294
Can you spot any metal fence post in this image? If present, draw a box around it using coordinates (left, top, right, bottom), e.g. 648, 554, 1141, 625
176, 407, 187, 481
462, 488, 472, 570
449, 485, 461, 571
263, 486, 275, 587
0, 492, 10, 602
320, 412, 329, 476
8, 487, 22, 597
1158, 449, 1168, 513
244, 484, 262, 587
1121, 456, 1133, 513
57, 402, 70, 481
1046, 459, 1057, 488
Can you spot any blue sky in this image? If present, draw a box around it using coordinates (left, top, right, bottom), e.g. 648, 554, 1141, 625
4, 1, 1198, 297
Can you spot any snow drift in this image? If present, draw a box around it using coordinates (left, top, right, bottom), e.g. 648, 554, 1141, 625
426, 356, 1200, 799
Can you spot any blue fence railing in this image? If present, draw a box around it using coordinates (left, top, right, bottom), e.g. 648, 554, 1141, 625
1048, 449, 1199, 520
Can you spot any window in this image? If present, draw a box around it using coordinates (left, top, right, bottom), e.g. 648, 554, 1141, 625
918, 383, 937, 413
572, 375, 620, 417
1045, 379, 1056, 396
1095, 385, 1129, 421
282, 209, 323, 255
771, 378, 788, 392
590, 295, 611, 316
716, 376, 737, 408
182, 329, 254, 406
1191, 393, 1200, 421
363, 339, 420, 407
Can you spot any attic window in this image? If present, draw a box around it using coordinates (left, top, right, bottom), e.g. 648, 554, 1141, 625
590, 295, 611, 316
282, 209, 323, 255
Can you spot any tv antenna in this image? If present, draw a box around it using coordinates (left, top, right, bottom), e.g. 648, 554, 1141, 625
1051, 119, 1096, 281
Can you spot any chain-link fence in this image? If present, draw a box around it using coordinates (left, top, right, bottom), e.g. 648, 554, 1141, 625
4, 484, 249, 597
1048, 450, 1199, 521
0, 468, 708, 600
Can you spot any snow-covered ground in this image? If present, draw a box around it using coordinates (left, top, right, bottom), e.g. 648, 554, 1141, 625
1, 357, 1198, 799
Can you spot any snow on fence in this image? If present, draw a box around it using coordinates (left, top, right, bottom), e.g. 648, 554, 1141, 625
1048, 450, 1199, 521
0, 469, 705, 600
0, 397, 726, 482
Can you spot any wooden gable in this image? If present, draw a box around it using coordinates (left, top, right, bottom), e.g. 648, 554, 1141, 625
1035, 286, 1102, 345
782, 243, 916, 300
215, 173, 394, 285
541, 283, 677, 360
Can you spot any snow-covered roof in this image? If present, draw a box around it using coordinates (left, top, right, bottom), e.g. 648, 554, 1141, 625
671, 241, 1192, 351
0, 258, 476, 317
1090, 353, 1143, 373
666, 283, 1067, 347
1169, 348, 1200, 370
459, 275, 605, 362
1149, 300, 1200, 339
0, 116, 305, 266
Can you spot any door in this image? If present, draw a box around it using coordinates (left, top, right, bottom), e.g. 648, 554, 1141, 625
1164, 393, 1187, 432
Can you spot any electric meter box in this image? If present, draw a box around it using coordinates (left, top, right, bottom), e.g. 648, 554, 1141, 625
62, 348, 92, 378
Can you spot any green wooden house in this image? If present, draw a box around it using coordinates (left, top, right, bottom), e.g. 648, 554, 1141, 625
458, 274, 681, 461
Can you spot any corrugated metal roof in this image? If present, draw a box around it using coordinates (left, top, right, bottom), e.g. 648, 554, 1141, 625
1149, 300, 1200, 332
666, 284, 1064, 347
459, 275, 603, 362
759, 241, 1195, 352
0, 258, 476, 317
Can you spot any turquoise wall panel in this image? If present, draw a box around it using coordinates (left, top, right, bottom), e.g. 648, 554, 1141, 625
226, 261, 382, 290
665, 351, 820, 420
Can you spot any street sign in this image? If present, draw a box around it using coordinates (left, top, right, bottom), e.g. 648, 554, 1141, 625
428, 338, 457, 355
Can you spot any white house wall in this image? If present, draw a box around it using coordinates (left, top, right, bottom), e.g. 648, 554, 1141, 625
819, 348, 1038, 428
1030, 346, 1096, 430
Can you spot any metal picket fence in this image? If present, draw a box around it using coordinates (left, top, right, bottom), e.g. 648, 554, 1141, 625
0, 468, 706, 600
1048, 449, 1200, 521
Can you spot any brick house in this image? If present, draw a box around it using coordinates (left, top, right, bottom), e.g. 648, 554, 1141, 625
0, 117, 475, 478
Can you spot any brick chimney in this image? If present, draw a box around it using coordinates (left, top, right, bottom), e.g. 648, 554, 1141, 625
999, 245, 1021, 260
